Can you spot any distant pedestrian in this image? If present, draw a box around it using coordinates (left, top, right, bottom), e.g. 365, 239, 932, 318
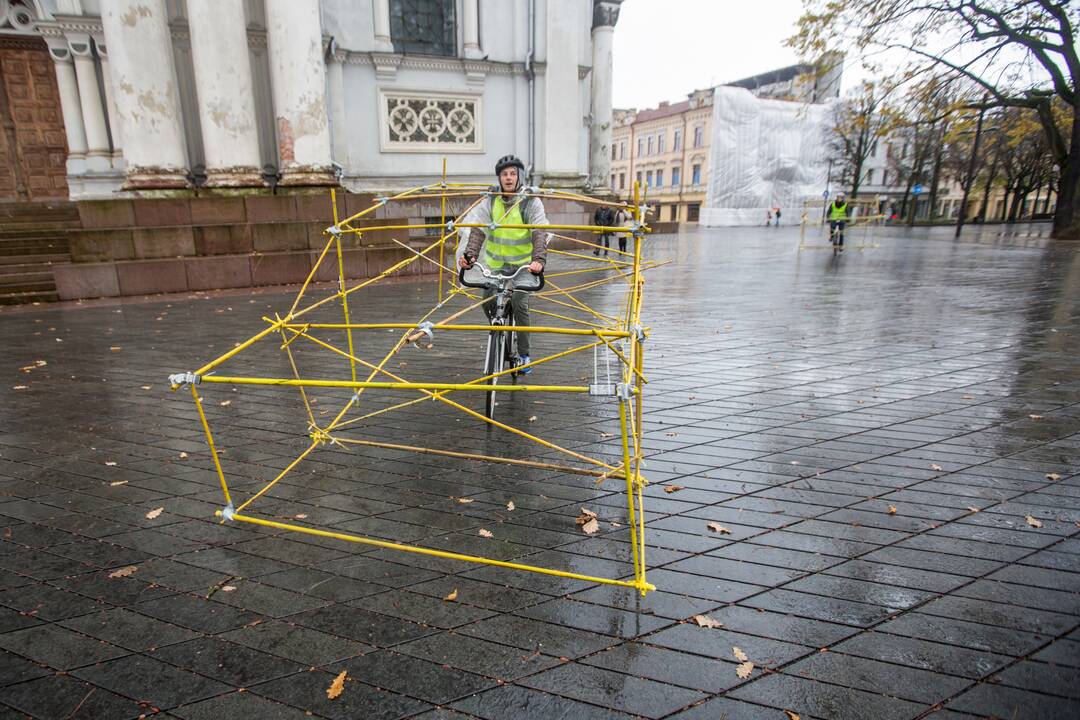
775, 207, 782, 226
766, 210, 772, 226
593, 205, 614, 256
615, 203, 631, 254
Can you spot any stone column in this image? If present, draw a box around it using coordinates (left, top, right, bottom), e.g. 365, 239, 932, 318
542, 0, 584, 187
327, 48, 351, 170
45, 41, 87, 165
100, 0, 189, 189
187, 0, 264, 187
68, 34, 111, 171
589, 1, 620, 191
372, 0, 393, 52
463, 0, 482, 59
265, 0, 335, 186
92, 36, 123, 161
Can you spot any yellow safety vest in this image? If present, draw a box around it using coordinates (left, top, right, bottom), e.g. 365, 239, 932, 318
481, 196, 532, 271
829, 201, 848, 220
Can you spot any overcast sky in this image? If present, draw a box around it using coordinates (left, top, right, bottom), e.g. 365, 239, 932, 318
612, 0, 855, 110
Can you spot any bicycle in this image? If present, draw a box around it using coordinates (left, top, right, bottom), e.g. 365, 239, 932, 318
458, 263, 545, 420
828, 219, 846, 250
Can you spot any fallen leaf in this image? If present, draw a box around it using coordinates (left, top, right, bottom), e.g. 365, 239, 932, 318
581, 517, 600, 535
327, 670, 346, 700
962, 395, 974, 400
528, 415, 537, 422
665, 432, 678, 437
692, 614, 722, 628
141, 385, 152, 390
221, 585, 237, 592
1025, 515, 1043, 528
105, 461, 117, 466
1046, 473, 1061, 481
967, 506, 980, 513
110, 480, 128, 486
444, 588, 458, 601
506, 501, 515, 511
732, 646, 748, 662
735, 661, 754, 678
1029, 414, 1043, 420
220, 400, 232, 407
664, 485, 685, 494
146, 507, 164, 520
707, 522, 731, 534
784, 711, 801, 720
887, 506, 897, 515
294, 513, 308, 520
12, 385, 28, 390
478, 529, 493, 538
108, 566, 138, 578
930, 464, 942, 471
457, 498, 474, 504
109, 346, 122, 352
179, 452, 188, 459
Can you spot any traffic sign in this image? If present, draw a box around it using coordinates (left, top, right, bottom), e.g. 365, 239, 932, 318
822, 190, 829, 199
913, 184, 923, 195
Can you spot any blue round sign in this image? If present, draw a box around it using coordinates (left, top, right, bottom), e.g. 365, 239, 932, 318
913, 184, 923, 195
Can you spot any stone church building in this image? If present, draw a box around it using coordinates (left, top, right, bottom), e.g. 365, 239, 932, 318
0, 0, 621, 301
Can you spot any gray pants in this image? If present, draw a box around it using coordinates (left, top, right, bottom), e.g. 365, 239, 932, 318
483, 287, 532, 356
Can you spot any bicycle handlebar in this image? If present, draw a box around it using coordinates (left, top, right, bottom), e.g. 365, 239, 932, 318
458, 263, 544, 292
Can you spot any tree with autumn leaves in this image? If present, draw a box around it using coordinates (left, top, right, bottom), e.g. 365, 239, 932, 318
789, 1, 1079, 238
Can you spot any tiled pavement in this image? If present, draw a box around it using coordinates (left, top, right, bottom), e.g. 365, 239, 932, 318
0, 222, 1077, 719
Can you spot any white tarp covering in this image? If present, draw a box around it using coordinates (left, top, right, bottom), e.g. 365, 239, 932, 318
701, 86, 832, 226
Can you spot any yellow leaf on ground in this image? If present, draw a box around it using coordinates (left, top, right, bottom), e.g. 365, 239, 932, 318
887, 506, 897, 515
220, 400, 232, 407
110, 481, 128, 487
1025, 515, 1043, 528
327, 670, 347, 700
930, 464, 942, 471
528, 415, 538, 422
735, 661, 754, 678
967, 506, 980, 513
222, 585, 237, 592
444, 588, 458, 601
664, 485, 685, 494
146, 507, 163, 520
580, 517, 600, 535
1046, 473, 1061, 481
707, 522, 731, 534
732, 647, 748, 662
785, 711, 801, 720
692, 614, 722, 628
105, 461, 117, 466
295, 514, 308, 519
141, 385, 152, 390
457, 498, 474, 504
108, 566, 137, 578
506, 501, 515, 511
1029, 414, 1043, 420
109, 346, 122, 352
478, 529, 493, 538
12, 385, 28, 390
179, 452, 188, 458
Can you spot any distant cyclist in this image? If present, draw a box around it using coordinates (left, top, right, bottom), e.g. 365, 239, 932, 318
459, 154, 549, 372
828, 192, 849, 249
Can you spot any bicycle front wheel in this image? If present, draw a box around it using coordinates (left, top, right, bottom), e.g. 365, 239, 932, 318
484, 330, 504, 420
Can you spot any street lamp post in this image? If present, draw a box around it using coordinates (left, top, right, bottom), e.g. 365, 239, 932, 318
822, 158, 834, 223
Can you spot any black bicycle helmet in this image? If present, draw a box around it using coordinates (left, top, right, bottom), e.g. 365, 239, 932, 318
495, 154, 525, 176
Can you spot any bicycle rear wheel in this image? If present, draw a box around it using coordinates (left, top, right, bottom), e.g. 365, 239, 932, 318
484, 330, 504, 420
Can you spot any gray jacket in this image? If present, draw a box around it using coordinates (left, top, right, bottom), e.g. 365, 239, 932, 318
463, 190, 550, 268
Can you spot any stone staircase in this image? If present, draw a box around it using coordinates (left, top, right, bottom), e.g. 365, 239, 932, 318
0, 202, 79, 305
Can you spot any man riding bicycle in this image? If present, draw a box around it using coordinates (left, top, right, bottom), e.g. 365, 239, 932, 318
458, 154, 550, 374
828, 191, 849, 249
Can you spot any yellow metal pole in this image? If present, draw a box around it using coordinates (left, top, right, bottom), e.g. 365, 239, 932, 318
219, 511, 654, 591
331, 189, 359, 383
282, 322, 630, 338
288, 233, 336, 317
439, 158, 447, 304
191, 384, 232, 507
199, 375, 591, 393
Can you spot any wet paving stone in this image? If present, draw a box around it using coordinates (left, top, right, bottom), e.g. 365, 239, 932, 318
1, 223, 1079, 717
72, 654, 231, 710
251, 668, 432, 719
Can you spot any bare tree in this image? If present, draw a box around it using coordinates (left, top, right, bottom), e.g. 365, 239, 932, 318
789, 1, 1080, 238
828, 81, 895, 198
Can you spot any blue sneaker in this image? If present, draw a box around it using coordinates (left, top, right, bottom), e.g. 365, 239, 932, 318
518, 355, 532, 374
